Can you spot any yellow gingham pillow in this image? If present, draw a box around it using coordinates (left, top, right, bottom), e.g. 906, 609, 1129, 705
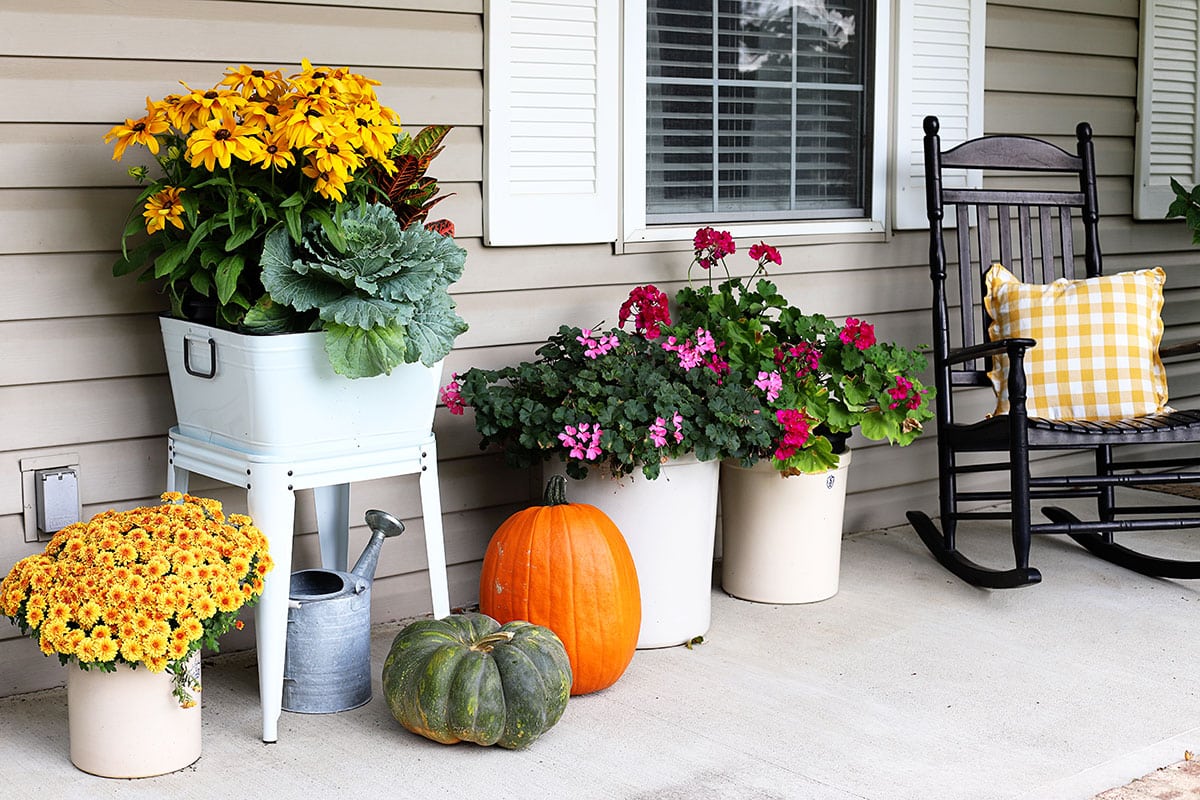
984, 263, 1168, 420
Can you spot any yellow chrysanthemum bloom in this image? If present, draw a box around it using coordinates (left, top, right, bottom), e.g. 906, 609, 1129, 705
119, 639, 144, 663
192, 595, 217, 620
79, 599, 103, 628
142, 187, 186, 235
186, 114, 265, 171
4, 491, 270, 682
103, 96, 170, 161
24, 606, 44, 628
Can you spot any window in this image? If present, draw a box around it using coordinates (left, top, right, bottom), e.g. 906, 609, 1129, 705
623, 0, 893, 243
644, 1, 872, 225
483, 0, 982, 246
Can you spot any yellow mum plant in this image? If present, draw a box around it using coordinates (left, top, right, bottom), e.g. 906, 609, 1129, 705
106, 60, 455, 331
0, 493, 272, 705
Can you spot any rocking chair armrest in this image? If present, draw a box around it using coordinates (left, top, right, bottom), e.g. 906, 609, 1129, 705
944, 338, 1038, 367
1159, 338, 1200, 360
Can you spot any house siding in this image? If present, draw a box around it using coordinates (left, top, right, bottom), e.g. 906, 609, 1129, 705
0, 0, 1194, 695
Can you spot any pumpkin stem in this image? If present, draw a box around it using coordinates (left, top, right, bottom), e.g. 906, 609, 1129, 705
470, 630, 515, 653
544, 475, 569, 506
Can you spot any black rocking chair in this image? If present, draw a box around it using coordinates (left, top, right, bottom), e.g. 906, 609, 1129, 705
907, 115, 1200, 588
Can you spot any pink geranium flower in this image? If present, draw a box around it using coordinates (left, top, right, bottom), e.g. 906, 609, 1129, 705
439, 374, 466, 415
558, 422, 604, 461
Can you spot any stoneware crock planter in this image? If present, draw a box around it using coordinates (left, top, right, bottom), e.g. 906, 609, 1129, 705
547, 454, 719, 648
67, 655, 201, 778
719, 451, 851, 604
160, 316, 443, 455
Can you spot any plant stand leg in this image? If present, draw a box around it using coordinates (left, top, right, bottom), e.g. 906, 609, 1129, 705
166, 444, 190, 495
246, 466, 296, 744
313, 483, 351, 571
419, 440, 451, 618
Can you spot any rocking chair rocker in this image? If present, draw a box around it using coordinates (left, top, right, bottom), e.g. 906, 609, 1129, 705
907, 115, 1200, 588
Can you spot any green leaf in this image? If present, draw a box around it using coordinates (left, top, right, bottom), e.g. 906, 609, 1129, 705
284, 206, 303, 244
153, 244, 190, 279
279, 192, 306, 209
259, 226, 347, 313
112, 238, 160, 277
189, 270, 213, 296
323, 322, 408, 378
242, 297, 297, 334
308, 208, 347, 253
224, 223, 258, 253
215, 253, 245, 304
404, 292, 468, 366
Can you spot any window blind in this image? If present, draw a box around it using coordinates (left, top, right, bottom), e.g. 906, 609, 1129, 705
645, 0, 869, 224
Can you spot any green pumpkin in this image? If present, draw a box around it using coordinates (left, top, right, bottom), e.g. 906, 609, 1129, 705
381, 612, 572, 749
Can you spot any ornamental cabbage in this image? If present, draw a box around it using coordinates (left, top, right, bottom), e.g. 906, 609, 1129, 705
255, 203, 467, 378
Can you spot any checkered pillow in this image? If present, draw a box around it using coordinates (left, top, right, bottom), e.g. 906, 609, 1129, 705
984, 263, 1169, 420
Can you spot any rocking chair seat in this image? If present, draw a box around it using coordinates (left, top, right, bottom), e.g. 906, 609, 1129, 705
947, 409, 1200, 450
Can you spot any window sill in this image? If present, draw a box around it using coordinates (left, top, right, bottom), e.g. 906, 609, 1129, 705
616, 219, 888, 255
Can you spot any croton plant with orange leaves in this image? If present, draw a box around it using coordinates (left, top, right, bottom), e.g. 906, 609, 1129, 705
0, 493, 272, 705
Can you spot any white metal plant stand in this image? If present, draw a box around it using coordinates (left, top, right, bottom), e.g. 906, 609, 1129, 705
166, 428, 451, 742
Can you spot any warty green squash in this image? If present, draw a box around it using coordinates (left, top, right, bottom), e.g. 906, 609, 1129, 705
381, 612, 571, 749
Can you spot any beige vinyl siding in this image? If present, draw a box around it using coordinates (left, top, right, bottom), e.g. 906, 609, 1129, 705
0, 0, 1195, 696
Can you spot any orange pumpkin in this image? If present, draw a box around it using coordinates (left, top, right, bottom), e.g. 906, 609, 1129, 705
479, 475, 641, 695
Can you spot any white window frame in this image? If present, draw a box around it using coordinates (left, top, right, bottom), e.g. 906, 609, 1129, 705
620, 0, 892, 245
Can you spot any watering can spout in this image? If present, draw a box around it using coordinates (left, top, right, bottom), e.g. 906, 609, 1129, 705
353, 509, 406, 581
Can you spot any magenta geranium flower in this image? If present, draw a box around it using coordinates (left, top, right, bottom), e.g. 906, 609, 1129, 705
439, 375, 466, 415
839, 317, 876, 351
619, 284, 672, 339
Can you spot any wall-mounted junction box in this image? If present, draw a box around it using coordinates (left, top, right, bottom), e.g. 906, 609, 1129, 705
21, 453, 82, 542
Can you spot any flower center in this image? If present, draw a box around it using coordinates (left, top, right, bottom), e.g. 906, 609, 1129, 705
132, 122, 146, 132
215, 129, 231, 140
327, 143, 339, 155
251, 69, 264, 78
204, 91, 218, 100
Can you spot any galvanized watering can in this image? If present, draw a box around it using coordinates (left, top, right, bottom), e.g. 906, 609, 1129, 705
282, 509, 405, 714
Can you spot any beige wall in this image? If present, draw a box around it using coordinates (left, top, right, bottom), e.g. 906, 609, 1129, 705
1, 0, 1196, 695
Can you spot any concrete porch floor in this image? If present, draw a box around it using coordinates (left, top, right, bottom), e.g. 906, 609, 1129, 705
2, 517, 1198, 800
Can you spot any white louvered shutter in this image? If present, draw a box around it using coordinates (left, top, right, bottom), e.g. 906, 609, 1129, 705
892, 0, 986, 230
1134, 0, 1200, 220
484, 0, 618, 245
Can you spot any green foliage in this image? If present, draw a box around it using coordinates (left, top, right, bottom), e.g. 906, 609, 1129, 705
253, 203, 467, 377
456, 325, 770, 480
1167, 178, 1200, 245
675, 276, 935, 475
